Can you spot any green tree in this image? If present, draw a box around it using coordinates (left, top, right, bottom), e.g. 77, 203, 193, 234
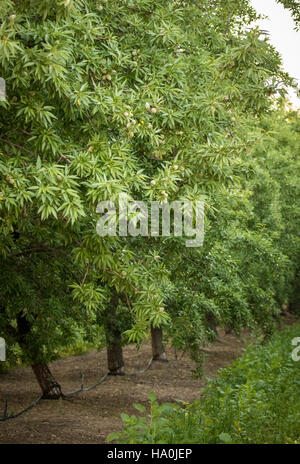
0, 0, 298, 397
277, 0, 300, 28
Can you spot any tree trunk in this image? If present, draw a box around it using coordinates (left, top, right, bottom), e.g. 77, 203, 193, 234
151, 326, 168, 362
104, 291, 125, 375
106, 338, 125, 375
205, 313, 219, 338
225, 325, 233, 334
31, 362, 63, 399
16, 314, 63, 399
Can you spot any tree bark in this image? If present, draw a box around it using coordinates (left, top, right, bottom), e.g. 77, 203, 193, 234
205, 313, 219, 338
151, 326, 168, 362
104, 291, 125, 375
31, 362, 63, 399
225, 326, 233, 334
106, 338, 125, 375
15, 313, 63, 399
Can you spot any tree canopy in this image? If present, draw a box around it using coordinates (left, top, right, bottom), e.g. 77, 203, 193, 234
277, 0, 300, 28
0, 0, 299, 391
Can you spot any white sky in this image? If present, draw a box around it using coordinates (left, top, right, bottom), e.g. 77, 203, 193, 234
250, 0, 300, 108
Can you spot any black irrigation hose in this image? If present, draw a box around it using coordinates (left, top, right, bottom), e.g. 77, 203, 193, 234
0, 355, 155, 421
125, 357, 153, 376
65, 356, 154, 394
65, 371, 109, 397
0, 395, 42, 422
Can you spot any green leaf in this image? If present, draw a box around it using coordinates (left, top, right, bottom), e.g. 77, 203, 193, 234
149, 392, 157, 403
133, 403, 146, 413
219, 433, 233, 444
106, 432, 121, 443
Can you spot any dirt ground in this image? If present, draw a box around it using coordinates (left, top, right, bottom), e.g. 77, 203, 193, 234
0, 317, 295, 444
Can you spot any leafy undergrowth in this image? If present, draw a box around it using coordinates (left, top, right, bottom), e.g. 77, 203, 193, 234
108, 323, 300, 444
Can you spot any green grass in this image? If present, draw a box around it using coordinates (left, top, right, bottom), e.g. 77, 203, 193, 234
107, 322, 300, 444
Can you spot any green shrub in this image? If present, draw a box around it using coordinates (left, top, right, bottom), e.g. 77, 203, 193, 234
108, 323, 300, 444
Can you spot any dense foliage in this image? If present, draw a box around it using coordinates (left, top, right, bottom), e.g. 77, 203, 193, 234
277, 0, 300, 28
109, 323, 300, 444
0, 0, 299, 394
